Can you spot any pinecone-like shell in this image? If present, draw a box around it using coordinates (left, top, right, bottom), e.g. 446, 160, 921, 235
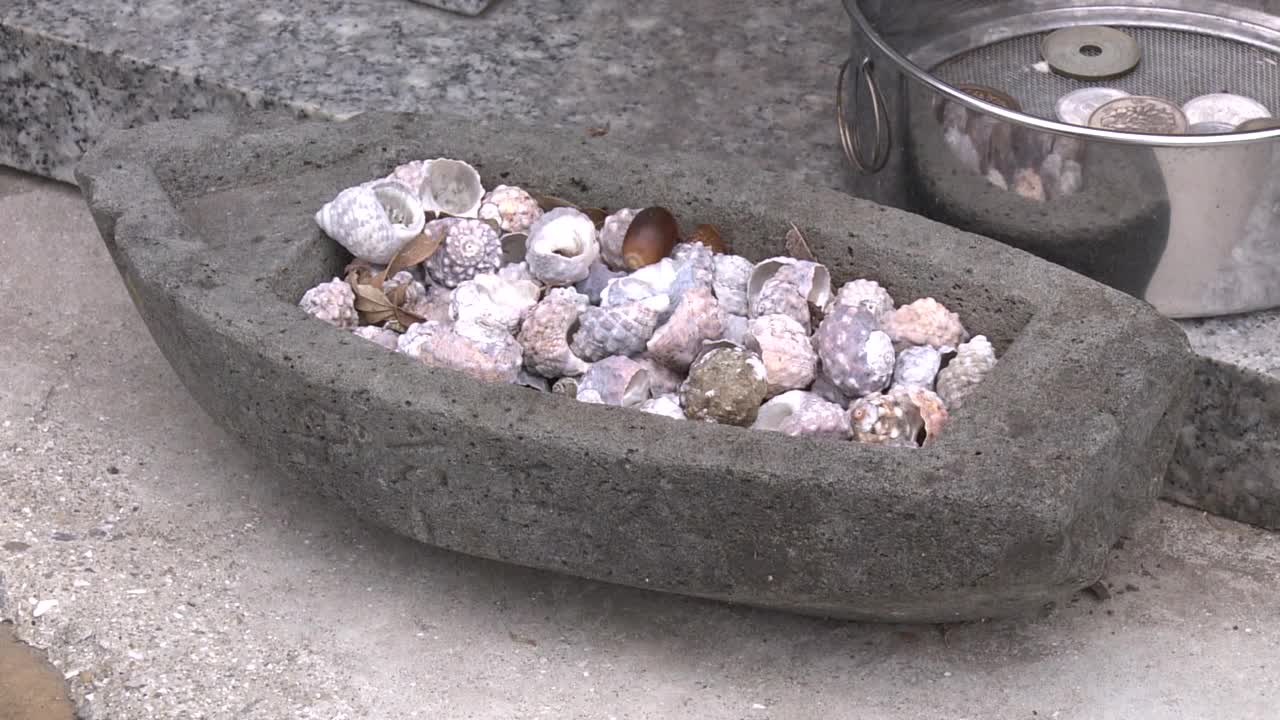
848, 391, 924, 447
638, 394, 686, 420
477, 185, 543, 234
828, 279, 895, 324
525, 207, 600, 286
646, 287, 724, 372
299, 278, 358, 328
599, 208, 641, 270
712, 254, 753, 316
752, 275, 810, 329
901, 386, 949, 444
892, 345, 942, 390
752, 391, 851, 440
423, 218, 502, 288
747, 314, 818, 397
570, 294, 670, 361
680, 346, 769, 426
351, 325, 400, 350
936, 335, 997, 410
885, 298, 967, 353
396, 320, 522, 384
575, 260, 626, 305
633, 355, 685, 397
815, 304, 896, 397
577, 356, 651, 407
450, 271, 542, 335
518, 288, 591, 378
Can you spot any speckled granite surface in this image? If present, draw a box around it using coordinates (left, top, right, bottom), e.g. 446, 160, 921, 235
1, 0, 1279, 529
408, 0, 496, 16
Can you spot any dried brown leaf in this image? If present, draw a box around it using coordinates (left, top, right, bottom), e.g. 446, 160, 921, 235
378, 226, 447, 284
586, 125, 610, 137
784, 222, 816, 262
534, 194, 580, 212
583, 207, 608, 227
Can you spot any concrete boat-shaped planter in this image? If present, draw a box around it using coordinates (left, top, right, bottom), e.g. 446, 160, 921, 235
76, 112, 1192, 622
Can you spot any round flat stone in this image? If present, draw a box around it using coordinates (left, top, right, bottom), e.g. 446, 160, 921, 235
1182, 93, 1272, 128
1188, 121, 1236, 135
1088, 95, 1188, 134
1055, 87, 1131, 126
954, 83, 1022, 111
1236, 117, 1280, 132
1042, 26, 1141, 80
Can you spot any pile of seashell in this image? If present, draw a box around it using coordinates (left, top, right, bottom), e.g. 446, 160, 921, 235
299, 158, 998, 447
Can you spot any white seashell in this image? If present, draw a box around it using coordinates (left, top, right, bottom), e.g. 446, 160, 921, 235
575, 260, 626, 305
601, 258, 677, 307
892, 345, 942, 390
745, 314, 818, 397
352, 325, 400, 350
497, 261, 540, 288
477, 184, 542, 233
299, 277, 358, 328
936, 334, 997, 410
578, 356, 651, 407
449, 271, 542, 335
525, 207, 601, 286
712, 254, 753, 316
570, 294, 671, 361
747, 257, 832, 312
828, 279, 895, 324
403, 284, 453, 324
519, 288, 592, 378
397, 320, 522, 384
599, 208, 641, 270
638, 394, 686, 420
418, 158, 485, 218
315, 180, 427, 264
552, 376, 580, 397
752, 391, 851, 439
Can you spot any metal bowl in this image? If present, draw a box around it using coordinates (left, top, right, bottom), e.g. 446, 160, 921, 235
840, 0, 1280, 318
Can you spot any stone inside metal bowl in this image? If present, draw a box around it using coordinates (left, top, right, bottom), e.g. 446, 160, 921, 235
75, 110, 1192, 623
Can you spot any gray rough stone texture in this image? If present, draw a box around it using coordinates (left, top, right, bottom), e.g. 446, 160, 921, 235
74, 111, 1194, 623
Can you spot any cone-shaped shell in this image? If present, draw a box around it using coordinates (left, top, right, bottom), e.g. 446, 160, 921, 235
885, 298, 968, 353
518, 288, 591, 378
578, 356, 651, 407
525, 207, 601, 286
450, 271, 542, 335
423, 217, 502, 288
712, 254, 753, 316
815, 304, 896, 397
570, 294, 670, 362
828, 279, 895, 324
936, 335, 997, 410
646, 287, 724, 372
477, 184, 543, 233
315, 180, 426, 264
746, 314, 818, 397
396, 320, 521, 384
752, 391, 851, 439
419, 158, 485, 218
680, 346, 769, 426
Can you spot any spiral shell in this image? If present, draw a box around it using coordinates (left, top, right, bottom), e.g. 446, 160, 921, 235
397, 320, 522, 384
525, 207, 601, 286
578, 356, 652, 407
601, 258, 677, 308
450, 271, 542, 335
815, 304, 896, 397
299, 278, 358, 329
575, 260, 626, 305
680, 346, 769, 426
892, 345, 942, 390
315, 180, 426, 264
884, 298, 967, 353
518, 288, 592, 378
351, 324, 400, 350
599, 208, 641, 270
669, 242, 717, 298
829, 279, 895, 324
570, 294, 670, 361
633, 355, 685, 398
746, 314, 818, 397
902, 386, 949, 444
936, 335, 997, 410
848, 390, 924, 447
423, 218, 502, 288
477, 185, 543, 233
712, 254, 753, 317
747, 258, 832, 312
551, 376, 580, 397
638, 394, 686, 420
751, 275, 811, 330
418, 158, 485, 218
646, 287, 724, 372
752, 391, 851, 440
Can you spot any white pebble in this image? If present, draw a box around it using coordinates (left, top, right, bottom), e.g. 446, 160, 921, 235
33, 599, 58, 617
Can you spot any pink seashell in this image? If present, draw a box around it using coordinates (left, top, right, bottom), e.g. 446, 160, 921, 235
299, 278, 358, 329
885, 298, 968, 353
477, 185, 543, 234
645, 287, 724, 372
396, 320, 521, 384
752, 390, 851, 439
746, 314, 818, 397
518, 288, 592, 378
936, 335, 997, 410
848, 390, 923, 447
577, 356, 651, 407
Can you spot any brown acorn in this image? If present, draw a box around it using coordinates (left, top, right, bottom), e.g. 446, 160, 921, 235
687, 223, 727, 254
621, 206, 679, 270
